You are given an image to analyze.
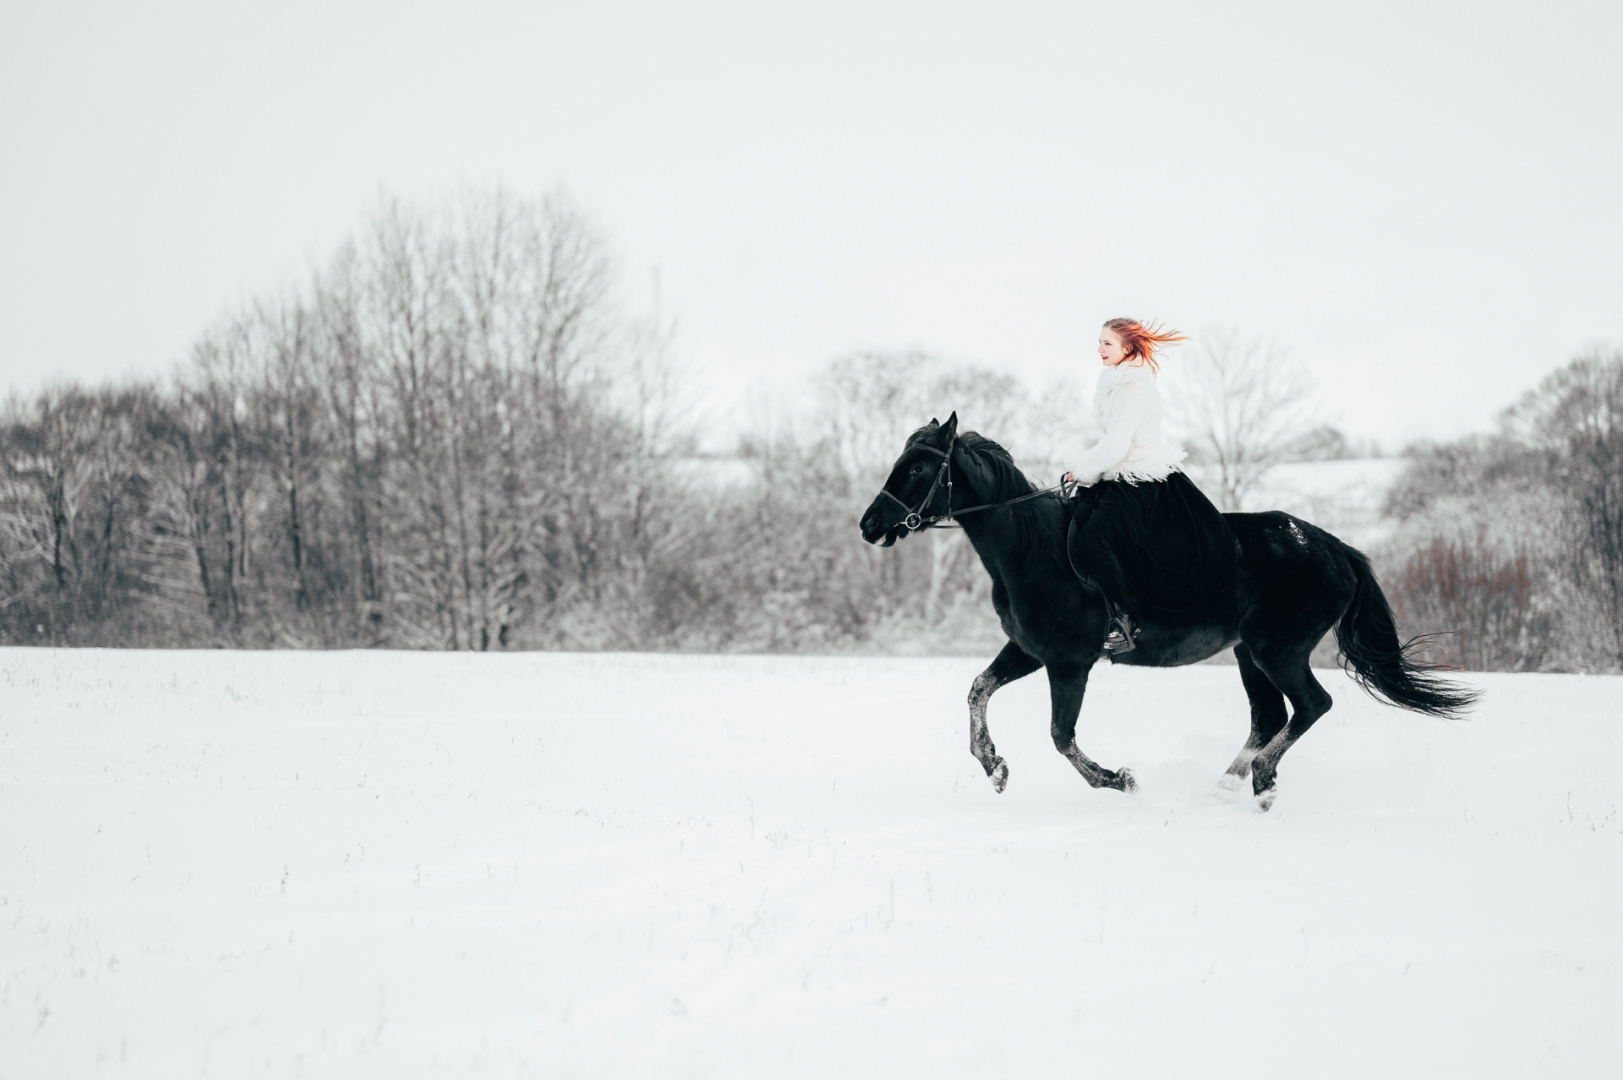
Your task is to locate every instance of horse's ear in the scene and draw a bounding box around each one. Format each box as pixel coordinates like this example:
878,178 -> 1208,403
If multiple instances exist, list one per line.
928,417 -> 939,428
942,412 -> 958,439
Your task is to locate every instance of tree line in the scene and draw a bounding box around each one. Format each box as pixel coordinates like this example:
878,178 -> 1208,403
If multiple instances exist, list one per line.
1380,347 -> 1623,672
0,190 -> 961,653
3,187 -> 1618,671
4,190 -> 666,649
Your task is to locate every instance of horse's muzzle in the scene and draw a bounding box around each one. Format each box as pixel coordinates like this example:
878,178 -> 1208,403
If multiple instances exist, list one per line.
859,498 -> 903,546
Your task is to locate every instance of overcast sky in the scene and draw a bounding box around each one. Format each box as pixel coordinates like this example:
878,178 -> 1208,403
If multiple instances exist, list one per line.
2,1 -> 1619,446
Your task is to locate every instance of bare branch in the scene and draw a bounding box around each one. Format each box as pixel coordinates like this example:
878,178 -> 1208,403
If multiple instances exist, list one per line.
1165,327 -> 1327,511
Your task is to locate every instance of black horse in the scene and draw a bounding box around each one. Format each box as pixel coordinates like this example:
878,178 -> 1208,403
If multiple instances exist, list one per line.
858,413 -> 1475,809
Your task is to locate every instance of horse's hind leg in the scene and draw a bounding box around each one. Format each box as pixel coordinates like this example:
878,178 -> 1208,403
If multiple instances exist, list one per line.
1048,660 -> 1135,792
1222,644 -> 1289,787
969,641 -> 1042,792
1246,650 -> 1334,810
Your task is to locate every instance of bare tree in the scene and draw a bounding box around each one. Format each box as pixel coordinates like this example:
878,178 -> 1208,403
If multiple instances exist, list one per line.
184,317 -> 258,631
150,385 -> 226,627
315,246 -> 386,637
249,295 -> 329,627
1166,328 -> 1329,511
1393,537 -> 1555,671
6,389 -> 93,596
1507,346 -> 1623,665
334,187 -> 633,650
813,352 -> 1029,622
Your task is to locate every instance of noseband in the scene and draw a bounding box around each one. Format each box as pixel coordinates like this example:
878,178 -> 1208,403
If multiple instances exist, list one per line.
877,435 -> 1061,532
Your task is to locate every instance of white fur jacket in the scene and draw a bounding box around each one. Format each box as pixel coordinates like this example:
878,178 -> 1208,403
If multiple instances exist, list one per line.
1070,361 -> 1187,486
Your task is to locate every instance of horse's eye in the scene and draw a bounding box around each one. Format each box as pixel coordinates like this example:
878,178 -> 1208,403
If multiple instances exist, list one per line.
910,462 -> 925,476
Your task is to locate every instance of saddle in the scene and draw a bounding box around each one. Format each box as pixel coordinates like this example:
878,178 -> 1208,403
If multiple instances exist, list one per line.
1062,473 -> 1242,651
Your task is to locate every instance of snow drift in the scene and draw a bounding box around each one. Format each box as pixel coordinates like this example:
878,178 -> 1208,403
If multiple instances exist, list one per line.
2,649 -> 1619,1076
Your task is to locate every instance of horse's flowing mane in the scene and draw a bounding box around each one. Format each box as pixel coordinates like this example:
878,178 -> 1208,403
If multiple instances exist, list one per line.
956,431 -> 1036,500
905,426 -> 1038,504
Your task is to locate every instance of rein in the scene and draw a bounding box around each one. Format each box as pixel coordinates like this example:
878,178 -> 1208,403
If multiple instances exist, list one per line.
877,435 -> 1063,532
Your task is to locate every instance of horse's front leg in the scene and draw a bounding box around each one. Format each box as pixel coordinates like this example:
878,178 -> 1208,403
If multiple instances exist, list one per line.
968,641 -> 1042,792
1048,660 -> 1136,792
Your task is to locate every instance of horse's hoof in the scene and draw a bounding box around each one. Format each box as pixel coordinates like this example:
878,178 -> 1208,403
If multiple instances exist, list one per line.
1255,786 -> 1277,812
1217,773 -> 1244,792
1116,767 -> 1137,792
990,759 -> 1009,793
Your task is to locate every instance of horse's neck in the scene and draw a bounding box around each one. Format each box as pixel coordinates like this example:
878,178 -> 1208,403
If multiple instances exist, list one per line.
954,443 -> 1035,502
952,447 -> 1037,559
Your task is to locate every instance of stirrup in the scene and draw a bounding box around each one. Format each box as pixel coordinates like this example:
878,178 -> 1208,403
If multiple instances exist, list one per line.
1102,610 -> 1138,654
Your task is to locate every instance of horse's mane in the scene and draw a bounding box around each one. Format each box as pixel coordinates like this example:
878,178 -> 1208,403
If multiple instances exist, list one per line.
957,431 -> 1037,500
905,426 -> 1056,551
904,426 -> 1038,499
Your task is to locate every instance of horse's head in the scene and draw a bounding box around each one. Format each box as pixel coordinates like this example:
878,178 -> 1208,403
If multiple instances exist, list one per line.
859,412 -> 958,546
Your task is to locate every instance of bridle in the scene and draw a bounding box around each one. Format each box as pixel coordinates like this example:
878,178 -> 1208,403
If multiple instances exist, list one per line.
877,434 -> 1063,533
877,438 -> 956,532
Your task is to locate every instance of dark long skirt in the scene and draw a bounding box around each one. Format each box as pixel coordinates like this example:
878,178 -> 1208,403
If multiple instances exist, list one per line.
1068,470 -> 1237,624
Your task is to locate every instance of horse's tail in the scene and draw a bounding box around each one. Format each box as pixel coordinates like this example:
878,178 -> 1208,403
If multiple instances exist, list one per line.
1333,541 -> 1479,719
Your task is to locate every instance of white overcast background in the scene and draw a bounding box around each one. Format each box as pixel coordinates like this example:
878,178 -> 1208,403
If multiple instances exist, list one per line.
2,0 -> 1619,447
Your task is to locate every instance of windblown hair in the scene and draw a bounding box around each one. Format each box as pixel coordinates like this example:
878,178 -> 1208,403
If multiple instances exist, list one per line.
1104,318 -> 1188,373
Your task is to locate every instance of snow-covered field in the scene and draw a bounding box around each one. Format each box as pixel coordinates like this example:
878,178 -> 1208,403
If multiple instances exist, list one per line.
3,649 -> 1620,1077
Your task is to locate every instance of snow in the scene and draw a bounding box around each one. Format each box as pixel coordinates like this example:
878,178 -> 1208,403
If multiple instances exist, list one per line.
3,648 -> 1620,1077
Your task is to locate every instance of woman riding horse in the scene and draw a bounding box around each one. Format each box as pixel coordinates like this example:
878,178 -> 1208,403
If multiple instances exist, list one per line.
857,320 -> 1474,809
1063,319 -> 1236,653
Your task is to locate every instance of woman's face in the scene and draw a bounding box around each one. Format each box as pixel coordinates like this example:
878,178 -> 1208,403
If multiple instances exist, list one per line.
1098,327 -> 1128,366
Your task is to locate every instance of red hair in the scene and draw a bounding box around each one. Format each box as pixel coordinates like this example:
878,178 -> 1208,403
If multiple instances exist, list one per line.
1104,318 -> 1188,373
